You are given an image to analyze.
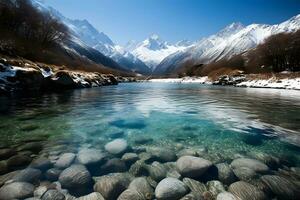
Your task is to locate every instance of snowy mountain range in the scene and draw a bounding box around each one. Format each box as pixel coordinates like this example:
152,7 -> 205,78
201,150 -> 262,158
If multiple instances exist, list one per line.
31,0 -> 300,75
154,14 -> 300,74
125,34 -> 192,70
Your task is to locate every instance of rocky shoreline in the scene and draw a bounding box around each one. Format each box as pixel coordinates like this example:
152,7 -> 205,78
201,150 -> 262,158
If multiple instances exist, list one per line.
148,75 -> 300,90
0,135 -> 299,200
0,58 -> 134,95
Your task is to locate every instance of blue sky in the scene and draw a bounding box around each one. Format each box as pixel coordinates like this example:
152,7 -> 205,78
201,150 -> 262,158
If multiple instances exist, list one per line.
44,0 -> 300,45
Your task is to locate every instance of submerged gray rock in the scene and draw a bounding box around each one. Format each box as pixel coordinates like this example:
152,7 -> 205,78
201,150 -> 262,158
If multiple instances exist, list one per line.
216,192 -> 238,200
176,156 -> 212,178
77,148 -> 106,166
10,168 -> 41,183
105,139 -> 128,155
0,182 -> 35,199
260,175 -> 300,199
228,181 -> 267,200
41,189 -> 65,200
216,163 -> 236,185
93,173 -> 132,200
155,178 -> 189,200
58,164 -> 91,189
147,161 -> 167,182
54,153 -> 76,169
230,158 -> 269,174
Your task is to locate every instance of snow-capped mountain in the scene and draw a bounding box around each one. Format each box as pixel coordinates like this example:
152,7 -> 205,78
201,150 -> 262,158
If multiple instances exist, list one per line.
155,14 -> 300,74
32,0 -> 151,74
126,34 -> 193,70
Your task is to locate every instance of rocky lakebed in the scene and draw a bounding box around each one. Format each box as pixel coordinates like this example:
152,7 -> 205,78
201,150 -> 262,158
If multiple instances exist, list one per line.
0,134 -> 299,200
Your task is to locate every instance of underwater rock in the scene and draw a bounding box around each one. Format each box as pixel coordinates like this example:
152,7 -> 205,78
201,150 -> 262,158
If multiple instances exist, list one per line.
77,148 -> 106,166
177,149 -> 198,157
129,160 -> 148,176
0,161 -> 7,175
216,163 -> 236,185
230,158 -> 269,174
93,173 -> 132,200
247,152 -> 280,170
216,192 -> 238,200
147,148 -> 177,163
45,168 -> 62,181
207,180 -> 225,198
122,153 -> 139,166
10,168 -> 41,183
54,153 -> 76,169
100,158 -> 127,174
147,161 -> 167,182
155,177 -> 189,200
128,177 -> 154,199
17,142 -> 43,153
260,175 -> 300,199
233,167 -> 258,181
134,136 -> 153,144
77,192 -> 105,200
176,156 -> 212,178
106,131 -> 125,139
182,178 -> 207,199
228,181 -> 267,200
117,189 -> 146,200
0,170 -> 20,187
30,157 -> 52,171
105,139 -> 128,155
33,185 -> 48,198
59,164 -> 92,190
0,182 -> 35,199
0,148 -> 16,160
41,189 -> 65,200
138,152 -> 153,162
118,177 -> 154,200
179,192 -> 200,200
7,154 -> 32,169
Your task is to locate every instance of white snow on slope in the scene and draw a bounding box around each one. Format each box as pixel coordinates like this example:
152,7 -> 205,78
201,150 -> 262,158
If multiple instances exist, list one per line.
127,34 -> 193,70
156,14 -> 300,73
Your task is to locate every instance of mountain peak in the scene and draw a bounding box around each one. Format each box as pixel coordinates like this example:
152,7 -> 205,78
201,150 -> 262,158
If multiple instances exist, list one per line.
149,34 -> 160,40
216,22 -> 245,38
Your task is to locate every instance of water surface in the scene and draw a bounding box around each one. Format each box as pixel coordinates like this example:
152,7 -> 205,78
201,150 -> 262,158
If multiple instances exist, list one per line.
1,83 -> 300,165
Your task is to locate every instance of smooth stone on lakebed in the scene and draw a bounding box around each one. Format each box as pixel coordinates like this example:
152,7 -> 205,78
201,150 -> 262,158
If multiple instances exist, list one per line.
121,153 -> 139,165
207,180 -> 225,197
41,189 -> 65,200
147,148 -> 177,162
0,148 -> 16,160
105,139 -> 128,155
77,148 -> 106,166
260,175 -> 300,199
216,163 -> 236,185
147,161 -> 167,182
228,181 -> 267,200
127,177 -> 154,199
0,182 -> 35,199
17,142 -> 43,153
0,161 -> 7,175
155,177 -> 189,200
30,157 -> 52,171
45,168 -> 62,181
216,192 -> 238,200
100,158 -> 127,174
59,164 -> 91,189
7,154 -> 32,169
54,153 -> 76,169
233,167 -> 258,181
176,156 -> 212,178
230,158 -> 269,173
182,178 -> 207,199
77,192 -> 105,200
93,173 -> 132,200
9,168 -> 41,183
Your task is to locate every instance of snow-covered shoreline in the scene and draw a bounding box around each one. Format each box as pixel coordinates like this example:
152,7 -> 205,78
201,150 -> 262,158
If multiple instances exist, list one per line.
148,76 -> 300,90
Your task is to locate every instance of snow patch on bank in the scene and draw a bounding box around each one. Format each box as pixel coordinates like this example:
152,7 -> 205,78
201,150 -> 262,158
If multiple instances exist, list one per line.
237,77 -> 300,90
148,76 -> 210,84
